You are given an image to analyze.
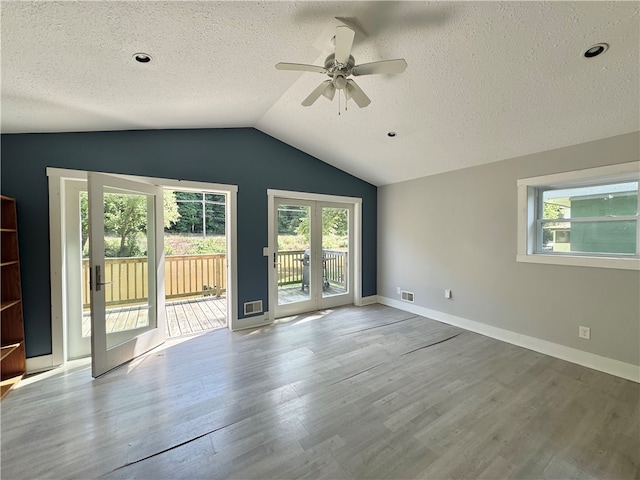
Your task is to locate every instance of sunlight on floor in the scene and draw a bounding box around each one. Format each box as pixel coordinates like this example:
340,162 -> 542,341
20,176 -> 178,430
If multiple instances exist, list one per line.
17,331 -> 213,386
274,309 -> 334,327
16,357 -> 92,389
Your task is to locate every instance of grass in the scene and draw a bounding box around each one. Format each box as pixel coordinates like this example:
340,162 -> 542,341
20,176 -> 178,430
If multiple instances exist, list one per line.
278,234 -> 348,251
89,233 -> 346,258
164,234 -> 226,255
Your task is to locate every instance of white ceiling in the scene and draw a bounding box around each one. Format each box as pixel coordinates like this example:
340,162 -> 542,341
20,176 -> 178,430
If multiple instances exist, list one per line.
2,1 -> 638,186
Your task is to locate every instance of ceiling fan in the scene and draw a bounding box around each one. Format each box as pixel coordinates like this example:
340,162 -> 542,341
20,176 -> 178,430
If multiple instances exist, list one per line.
276,25 -> 407,108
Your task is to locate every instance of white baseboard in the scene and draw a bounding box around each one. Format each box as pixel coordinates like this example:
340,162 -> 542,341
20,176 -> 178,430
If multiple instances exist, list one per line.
26,354 -> 58,374
377,296 -> 640,383
232,312 -> 272,331
358,295 -> 379,306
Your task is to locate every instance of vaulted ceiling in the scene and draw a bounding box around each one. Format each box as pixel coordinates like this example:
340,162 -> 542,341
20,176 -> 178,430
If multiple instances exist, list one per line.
2,1 -> 638,186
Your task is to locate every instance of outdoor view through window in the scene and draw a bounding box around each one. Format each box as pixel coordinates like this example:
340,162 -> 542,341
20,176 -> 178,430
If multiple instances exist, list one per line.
80,190 -> 228,340
539,181 -> 638,255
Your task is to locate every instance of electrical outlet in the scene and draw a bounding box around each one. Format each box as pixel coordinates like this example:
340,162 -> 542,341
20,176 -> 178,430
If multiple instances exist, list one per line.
579,326 -> 591,340
445,289 -> 452,299
397,287 -> 401,295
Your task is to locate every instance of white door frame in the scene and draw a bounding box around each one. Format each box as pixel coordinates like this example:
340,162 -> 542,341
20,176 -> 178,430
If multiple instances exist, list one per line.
267,189 -> 363,321
44,167 -> 238,371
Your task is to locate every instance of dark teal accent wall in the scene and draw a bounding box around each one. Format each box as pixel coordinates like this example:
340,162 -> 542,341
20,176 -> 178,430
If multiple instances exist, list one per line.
1,128 -> 377,358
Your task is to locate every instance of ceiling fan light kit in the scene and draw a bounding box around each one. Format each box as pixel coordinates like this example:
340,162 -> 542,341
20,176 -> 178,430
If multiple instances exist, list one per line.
276,24 -> 407,110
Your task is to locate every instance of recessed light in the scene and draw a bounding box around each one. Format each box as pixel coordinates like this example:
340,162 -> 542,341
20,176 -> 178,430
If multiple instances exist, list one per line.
387,131 -> 396,137
583,43 -> 608,58
133,53 -> 152,63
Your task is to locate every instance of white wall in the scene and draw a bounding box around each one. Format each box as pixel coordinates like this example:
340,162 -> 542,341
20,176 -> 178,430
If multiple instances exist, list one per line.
378,132 -> 640,371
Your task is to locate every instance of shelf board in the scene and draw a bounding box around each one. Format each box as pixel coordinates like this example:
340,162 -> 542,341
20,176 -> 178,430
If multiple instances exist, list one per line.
0,343 -> 21,361
0,300 -> 21,312
0,373 -> 24,387
0,228 -> 17,233
0,374 -> 23,400
0,260 -> 19,267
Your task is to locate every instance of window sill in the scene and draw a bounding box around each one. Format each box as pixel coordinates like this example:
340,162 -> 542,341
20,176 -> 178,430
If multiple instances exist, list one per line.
516,254 -> 640,270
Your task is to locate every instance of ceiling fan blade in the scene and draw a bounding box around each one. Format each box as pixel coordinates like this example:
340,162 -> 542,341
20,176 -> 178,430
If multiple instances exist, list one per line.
322,83 -> 336,101
276,62 -> 327,74
345,79 -> 371,108
352,59 -> 408,76
302,80 -> 333,106
334,26 -> 355,64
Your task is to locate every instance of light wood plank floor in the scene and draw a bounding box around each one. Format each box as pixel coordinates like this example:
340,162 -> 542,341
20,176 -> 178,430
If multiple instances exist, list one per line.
2,304 -> 638,479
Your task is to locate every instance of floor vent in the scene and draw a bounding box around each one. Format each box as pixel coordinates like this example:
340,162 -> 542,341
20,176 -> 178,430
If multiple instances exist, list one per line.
244,300 -> 263,316
401,291 -> 414,303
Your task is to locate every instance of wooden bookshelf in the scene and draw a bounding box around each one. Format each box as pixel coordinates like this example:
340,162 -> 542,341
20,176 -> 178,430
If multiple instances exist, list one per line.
1,195 -> 26,400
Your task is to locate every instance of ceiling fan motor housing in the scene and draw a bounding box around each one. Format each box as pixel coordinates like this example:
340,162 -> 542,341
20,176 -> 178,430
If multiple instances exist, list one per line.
324,53 -> 355,77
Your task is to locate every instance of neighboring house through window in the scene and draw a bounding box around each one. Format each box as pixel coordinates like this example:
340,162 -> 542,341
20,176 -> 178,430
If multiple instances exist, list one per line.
517,162 -> 640,270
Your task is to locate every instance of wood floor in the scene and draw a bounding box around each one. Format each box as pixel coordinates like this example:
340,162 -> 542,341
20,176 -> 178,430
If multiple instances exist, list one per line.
2,304 -> 638,479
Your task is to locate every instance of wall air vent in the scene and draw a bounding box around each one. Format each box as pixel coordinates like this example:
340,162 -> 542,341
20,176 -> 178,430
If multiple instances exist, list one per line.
401,291 -> 414,303
244,300 -> 263,316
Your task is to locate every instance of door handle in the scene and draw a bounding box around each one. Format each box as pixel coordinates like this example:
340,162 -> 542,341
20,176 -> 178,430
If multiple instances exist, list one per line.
95,265 -> 114,291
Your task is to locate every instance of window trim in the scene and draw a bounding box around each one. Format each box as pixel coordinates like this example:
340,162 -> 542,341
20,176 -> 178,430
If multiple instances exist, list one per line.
517,162 -> 640,270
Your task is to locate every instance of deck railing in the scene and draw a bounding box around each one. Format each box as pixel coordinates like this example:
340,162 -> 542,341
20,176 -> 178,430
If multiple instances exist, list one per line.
82,254 -> 226,307
276,249 -> 347,287
82,250 -> 347,307
277,250 -> 305,286
323,250 -> 348,286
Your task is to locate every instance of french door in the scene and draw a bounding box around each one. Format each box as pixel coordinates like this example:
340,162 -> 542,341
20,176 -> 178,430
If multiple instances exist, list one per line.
273,198 -> 354,317
87,173 -> 166,377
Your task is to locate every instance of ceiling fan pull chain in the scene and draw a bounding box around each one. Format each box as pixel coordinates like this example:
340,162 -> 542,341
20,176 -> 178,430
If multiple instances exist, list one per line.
338,89 -> 341,116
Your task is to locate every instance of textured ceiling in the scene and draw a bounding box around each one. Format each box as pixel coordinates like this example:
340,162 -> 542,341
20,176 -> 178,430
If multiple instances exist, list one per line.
2,1 -> 638,186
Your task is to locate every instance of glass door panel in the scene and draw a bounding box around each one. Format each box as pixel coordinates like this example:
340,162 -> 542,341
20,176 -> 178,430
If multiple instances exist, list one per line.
272,197 -> 354,318
88,173 -> 166,377
321,207 -> 349,298
102,188 -> 155,348
276,202 -> 312,308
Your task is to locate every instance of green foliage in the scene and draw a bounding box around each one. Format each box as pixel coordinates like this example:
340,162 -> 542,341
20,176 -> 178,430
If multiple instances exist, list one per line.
277,205 -> 307,235
543,202 -> 566,220
188,237 -> 227,254
164,234 -> 226,255
542,202 -> 567,245
163,190 -> 181,228
166,192 -> 225,235
103,235 -> 145,258
102,193 -> 148,257
277,234 -> 347,251
81,189 -> 181,258
295,207 -> 348,241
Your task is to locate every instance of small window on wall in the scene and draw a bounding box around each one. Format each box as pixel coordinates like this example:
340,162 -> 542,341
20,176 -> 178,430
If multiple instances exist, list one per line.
517,162 -> 640,270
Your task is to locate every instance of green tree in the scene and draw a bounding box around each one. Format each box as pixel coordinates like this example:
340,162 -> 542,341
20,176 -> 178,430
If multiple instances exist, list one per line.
167,192 -> 225,235
278,206 -> 307,235
542,201 -> 567,245
295,208 -> 348,241
81,190 -> 180,257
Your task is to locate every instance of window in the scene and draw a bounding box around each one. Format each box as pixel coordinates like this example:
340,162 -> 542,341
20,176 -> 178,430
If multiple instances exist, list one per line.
517,162 -> 640,270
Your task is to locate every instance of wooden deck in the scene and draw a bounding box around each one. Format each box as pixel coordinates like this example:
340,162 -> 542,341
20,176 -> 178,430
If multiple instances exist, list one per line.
81,284 -> 347,339
82,296 -> 227,339
278,283 -> 346,304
